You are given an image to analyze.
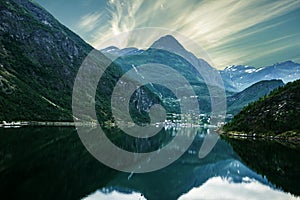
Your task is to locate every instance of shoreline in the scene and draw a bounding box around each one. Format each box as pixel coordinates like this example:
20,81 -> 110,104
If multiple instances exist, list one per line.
2,121 -> 299,144
0,121 -> 97,128
218,129 -> 300,143
0,120 -> 217,129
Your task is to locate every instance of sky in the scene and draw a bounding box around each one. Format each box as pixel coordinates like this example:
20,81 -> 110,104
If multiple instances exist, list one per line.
34,0 -> 300,69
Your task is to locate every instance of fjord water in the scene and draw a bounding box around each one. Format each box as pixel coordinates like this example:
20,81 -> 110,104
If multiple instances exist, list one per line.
0,127 -> 299,200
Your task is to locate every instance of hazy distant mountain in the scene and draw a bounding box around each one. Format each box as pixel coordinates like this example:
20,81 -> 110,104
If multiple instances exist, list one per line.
227,79 -> 284,114
224,79 -> 300,136
220,61 -> 300,92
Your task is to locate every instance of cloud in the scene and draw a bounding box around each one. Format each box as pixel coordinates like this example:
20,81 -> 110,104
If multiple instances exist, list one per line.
108,0 -> 143,34
77,12 -> 103,32
77,0 -> 300,69
211,32 -> 300,67
82,189 -> 146,200
178,177 -> 299,200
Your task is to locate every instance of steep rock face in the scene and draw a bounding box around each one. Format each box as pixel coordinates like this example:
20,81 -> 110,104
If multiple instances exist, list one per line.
0,0 -> 93,120
1,0 -> 91,79
224,79 -> 300,135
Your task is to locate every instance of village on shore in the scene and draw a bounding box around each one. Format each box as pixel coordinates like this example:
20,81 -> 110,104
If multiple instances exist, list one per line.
0,113 -> 233,129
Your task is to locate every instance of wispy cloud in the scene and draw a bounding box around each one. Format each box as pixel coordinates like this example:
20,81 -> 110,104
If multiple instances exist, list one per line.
108,0 -> 143,34
77,12 -> 103,32
76,0 -> 300,69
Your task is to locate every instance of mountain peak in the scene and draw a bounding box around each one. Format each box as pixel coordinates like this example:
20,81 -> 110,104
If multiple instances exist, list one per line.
150,35 -> 185,52
277,60 -> 299,66
153,35 -> 179,43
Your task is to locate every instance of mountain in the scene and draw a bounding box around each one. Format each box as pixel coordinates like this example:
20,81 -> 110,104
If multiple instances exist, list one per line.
0,0 -> 121,124
0,0 -> 212,123
224,137 -> 300,196
102,35 -> 216,77
0,0 -> 218,123
221,61 -> 300,92
227,79 -> 284,115
0,0 -> 95,121
103,35 -> 228,116
108,47 -> 212,114
223,79 -> 300,137
150,35 -> 198,63
102,42 -> 300,94
1,0 -> 298,123
101,35 -> 196,59
101,36 -> 293,116
101,46 -> 143,57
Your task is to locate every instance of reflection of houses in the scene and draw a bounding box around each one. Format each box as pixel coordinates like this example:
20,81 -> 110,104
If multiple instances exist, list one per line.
165,113 -> 212,126
1,121 -> 27,128
164,112 -> 230,127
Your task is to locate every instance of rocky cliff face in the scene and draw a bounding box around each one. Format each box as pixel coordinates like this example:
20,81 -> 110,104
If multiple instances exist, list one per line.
0,0 -> 95,120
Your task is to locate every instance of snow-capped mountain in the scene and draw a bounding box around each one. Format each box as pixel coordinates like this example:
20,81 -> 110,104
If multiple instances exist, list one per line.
100,36 -> 300,93
220,61 -> 300,92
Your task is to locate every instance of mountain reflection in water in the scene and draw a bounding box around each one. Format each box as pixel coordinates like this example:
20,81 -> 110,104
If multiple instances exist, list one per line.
82,128 -> 300,200
0,127 -> 299,200
85,177 -> 297,200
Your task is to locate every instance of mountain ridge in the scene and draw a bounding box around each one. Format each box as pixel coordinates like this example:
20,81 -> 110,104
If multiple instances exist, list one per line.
227,79 -> 284,115
220,61 -> 300,92
0,0 -> 93,120
1,0 -> 299,122
101,38 -> 300,93
223,79 -> 300,136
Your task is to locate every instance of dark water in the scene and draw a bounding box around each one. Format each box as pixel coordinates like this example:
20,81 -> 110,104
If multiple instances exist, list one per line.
0,127 -> 299,200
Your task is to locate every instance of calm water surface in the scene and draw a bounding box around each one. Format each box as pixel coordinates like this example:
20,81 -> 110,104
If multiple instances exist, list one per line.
0,127 -> 299,200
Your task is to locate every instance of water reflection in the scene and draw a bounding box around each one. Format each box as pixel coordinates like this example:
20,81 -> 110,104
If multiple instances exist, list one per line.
83,189 -> 146,200
83,128 -> 300,200
179,177 -> 298,200
0,127 -> 299,200
85,177 -> 298,200
224,137 -> 300,196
